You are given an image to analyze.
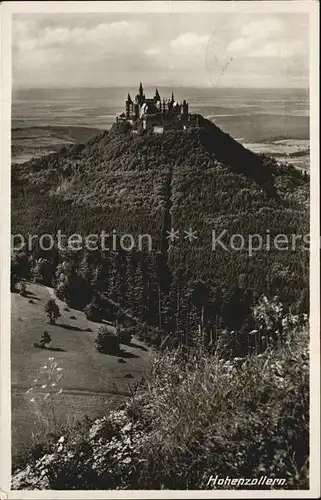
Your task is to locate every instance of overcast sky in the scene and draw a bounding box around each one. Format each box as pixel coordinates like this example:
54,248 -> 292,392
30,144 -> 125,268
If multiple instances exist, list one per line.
12,13 -> 309,88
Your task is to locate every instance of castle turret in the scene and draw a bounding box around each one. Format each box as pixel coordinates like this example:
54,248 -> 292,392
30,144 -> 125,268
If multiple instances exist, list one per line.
136,82 -> 145,105
154,88 -> 160,102
126,93 -> 133,118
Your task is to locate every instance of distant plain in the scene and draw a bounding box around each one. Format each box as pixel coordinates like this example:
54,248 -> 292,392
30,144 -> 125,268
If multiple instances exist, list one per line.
11,86 -> 309,169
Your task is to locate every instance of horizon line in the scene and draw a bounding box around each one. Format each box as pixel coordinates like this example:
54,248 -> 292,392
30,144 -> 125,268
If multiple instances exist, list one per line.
13,85 -> 309,91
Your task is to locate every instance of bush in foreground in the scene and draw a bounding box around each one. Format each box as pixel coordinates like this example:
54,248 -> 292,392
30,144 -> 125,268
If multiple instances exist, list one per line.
12,326 -> 308,490
44,299 -> 60,325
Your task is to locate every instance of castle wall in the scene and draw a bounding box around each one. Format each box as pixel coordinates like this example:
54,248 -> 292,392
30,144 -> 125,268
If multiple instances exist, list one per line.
120,84 -> 197,133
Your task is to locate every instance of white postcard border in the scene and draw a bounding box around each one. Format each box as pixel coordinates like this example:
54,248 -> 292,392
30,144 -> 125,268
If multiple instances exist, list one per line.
1,1 -> 319,498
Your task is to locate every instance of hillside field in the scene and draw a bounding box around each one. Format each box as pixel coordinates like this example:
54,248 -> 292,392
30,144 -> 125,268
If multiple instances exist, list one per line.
11,283 -> 152,463
11,126 -> 101,164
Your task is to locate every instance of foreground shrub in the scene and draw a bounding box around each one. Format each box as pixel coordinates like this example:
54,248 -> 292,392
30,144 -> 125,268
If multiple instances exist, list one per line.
94,325 -> 120,354
12,327 -> 309,490
133,333 -> 309,489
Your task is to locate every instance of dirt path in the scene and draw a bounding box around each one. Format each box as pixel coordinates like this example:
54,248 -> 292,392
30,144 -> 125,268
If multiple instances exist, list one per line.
12,384 -> 131,398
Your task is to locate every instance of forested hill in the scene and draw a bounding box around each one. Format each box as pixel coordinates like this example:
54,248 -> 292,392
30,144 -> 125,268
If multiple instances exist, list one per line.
12,115 -> 309,311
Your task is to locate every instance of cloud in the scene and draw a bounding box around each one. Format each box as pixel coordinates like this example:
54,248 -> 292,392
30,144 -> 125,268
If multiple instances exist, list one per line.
12,13 -> 309,88
13,19 -> 149,52
227,37 -> 253,54
250,40 -> 307,58
143,32 -> 211,82
226,16 -> 307,59
241,18 -> 283,39
144,47 -> 161,56
227,18 -> 283,55
12,17 -> 153,87
169,32 -> 210,52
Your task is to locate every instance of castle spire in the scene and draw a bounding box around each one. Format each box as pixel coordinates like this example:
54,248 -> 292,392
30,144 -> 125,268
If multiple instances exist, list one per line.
127,92 -> 132,103
155,88 -> 160,101
171,91 -> 175,103
139,82 -> 144,97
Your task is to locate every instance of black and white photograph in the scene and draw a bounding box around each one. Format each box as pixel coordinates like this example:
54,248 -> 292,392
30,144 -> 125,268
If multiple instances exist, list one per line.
0,0 -> 319,496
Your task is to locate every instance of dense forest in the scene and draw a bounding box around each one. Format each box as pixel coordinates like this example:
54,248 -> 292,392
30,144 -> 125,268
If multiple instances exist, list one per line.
11,115 -> 309,348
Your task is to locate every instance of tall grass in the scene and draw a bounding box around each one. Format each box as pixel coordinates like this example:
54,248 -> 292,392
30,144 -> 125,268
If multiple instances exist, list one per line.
132,329 -> 309,488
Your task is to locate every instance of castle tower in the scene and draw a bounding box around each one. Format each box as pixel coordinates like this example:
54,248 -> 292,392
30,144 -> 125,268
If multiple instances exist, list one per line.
126,93 -> 133,118
182,99 -> 189,117
154,88 -> 161,102
136,82 -> 145,106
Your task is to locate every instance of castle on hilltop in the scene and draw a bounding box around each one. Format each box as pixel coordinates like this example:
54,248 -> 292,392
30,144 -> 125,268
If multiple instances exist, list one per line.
116,82 -> 199,134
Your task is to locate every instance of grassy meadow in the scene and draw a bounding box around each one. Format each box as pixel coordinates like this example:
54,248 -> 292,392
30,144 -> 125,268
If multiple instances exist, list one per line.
11,282 -> 152,466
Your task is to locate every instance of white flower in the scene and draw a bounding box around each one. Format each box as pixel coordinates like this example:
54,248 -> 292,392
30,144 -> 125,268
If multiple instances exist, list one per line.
51,383 -> 56,387
25,388 -> 33,394
58,436 -> 65,443
33,379 -> 38,383
57,388 -> 63,394
48,357 -> 55,361
30,398 -> 35,402
41,384 -> 47,389
57,368 -> 63,372
43,393 -> 50,400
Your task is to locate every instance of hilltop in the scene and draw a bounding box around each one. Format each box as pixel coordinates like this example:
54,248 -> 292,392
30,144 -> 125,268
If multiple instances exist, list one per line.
12,115 -> 308,305
12,115 -> 308,226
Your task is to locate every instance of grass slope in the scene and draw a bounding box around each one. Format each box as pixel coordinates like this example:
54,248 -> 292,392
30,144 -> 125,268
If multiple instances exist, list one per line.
12,327 -> 309,489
